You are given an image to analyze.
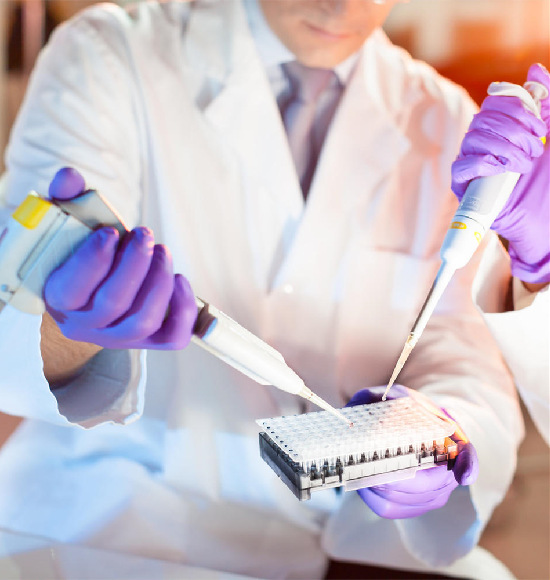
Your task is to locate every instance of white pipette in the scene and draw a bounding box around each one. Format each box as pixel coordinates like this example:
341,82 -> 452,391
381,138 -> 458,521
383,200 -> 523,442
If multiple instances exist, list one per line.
0,195 -> 352,427
382,78 -> 547,401
193,298 -> 353,426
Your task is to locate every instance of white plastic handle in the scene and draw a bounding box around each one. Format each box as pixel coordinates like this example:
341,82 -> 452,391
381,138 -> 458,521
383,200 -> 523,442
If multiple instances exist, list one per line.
487,80 -> 546,119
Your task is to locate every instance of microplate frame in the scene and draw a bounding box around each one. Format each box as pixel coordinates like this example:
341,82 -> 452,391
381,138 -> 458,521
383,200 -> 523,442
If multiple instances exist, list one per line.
257,396 -> 458,501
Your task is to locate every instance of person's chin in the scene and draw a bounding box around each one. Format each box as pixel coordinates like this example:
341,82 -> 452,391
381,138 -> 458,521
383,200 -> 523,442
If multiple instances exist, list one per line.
295,48 -> 350,69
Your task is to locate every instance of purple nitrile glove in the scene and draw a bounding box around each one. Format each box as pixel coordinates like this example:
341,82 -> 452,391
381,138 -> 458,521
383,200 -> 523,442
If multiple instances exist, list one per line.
347,385 -> 478,519
44,167 -> 198,349
451,63 -> 550,285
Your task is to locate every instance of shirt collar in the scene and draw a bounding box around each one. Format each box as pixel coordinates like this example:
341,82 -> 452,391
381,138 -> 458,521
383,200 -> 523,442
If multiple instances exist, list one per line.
245,0 -> 359,86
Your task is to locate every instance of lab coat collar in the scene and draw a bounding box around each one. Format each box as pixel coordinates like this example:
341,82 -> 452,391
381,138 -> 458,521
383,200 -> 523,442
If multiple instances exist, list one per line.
182,0 -> 263,87
244,0 -> 295,69
307,30 -> 412,217
182,1 -> 411,203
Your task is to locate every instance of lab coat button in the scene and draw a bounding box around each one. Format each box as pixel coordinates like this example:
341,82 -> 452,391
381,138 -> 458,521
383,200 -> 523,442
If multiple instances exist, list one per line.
282,284 -> 294,294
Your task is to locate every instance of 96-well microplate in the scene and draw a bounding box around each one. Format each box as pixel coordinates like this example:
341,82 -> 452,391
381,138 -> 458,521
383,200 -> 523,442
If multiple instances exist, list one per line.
257,396 -> 458,500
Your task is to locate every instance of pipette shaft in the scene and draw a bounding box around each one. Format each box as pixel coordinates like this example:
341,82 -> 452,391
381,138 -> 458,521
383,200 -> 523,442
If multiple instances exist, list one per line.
193,299 -> 352,427
382,262 -> 455,400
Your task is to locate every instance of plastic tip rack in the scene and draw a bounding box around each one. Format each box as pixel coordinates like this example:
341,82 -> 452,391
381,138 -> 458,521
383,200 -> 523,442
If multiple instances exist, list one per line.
256,396 -> 457,501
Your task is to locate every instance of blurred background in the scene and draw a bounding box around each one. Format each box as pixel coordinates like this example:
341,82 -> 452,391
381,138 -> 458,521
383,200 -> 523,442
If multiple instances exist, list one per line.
0,1 -> 548,578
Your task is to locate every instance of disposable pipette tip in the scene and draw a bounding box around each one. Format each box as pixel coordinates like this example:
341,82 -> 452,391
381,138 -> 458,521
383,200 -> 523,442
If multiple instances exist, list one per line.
300,388 -> 353,427
382,334 -> 415,401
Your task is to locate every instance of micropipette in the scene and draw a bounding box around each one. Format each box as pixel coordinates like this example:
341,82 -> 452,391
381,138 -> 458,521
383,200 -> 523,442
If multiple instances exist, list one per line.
193,298 -> 352,426
382,78 -> 548,401
0,191 -> 351,426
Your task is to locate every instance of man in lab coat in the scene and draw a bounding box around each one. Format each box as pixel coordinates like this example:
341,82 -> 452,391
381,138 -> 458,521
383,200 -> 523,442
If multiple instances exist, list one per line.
0,1 -> 548,578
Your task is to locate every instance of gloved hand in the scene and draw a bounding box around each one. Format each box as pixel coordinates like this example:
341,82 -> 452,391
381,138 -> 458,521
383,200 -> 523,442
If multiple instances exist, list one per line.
347,385 -> 478,519
44,167 -> 198,349
451,63 -> 550,285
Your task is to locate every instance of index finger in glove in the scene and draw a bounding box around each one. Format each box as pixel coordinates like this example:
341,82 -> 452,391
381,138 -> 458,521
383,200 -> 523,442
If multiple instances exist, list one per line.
346,385 -> 409,407
358,485 -> 454,519
78,227 -> 156,328
467,108 -> 545,157
440,410 -> 479,487
480,95 -> 547,137
97,244 -> 175,343
451,154 -> 509,196
366,474 -> 458,506
458,130 -> 535,174
44,227 -> 119,312
371,463 -> 456,496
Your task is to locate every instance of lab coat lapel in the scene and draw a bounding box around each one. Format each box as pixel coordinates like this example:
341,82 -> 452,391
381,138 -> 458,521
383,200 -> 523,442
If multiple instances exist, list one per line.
182,0 -> 301,214
312,35 -> 411,224
203,73 -> 303,216
181,0 -> 304,290
272,36 -> 411,289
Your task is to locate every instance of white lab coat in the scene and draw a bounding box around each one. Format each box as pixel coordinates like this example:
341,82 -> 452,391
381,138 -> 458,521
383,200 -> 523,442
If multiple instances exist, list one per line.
0,1 -> 543,578
473,251 -> 550,445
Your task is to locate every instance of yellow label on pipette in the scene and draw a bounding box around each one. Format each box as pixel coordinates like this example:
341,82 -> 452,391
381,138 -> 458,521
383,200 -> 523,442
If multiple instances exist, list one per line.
450,221 -> 467,230
12,196 -> 52,229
